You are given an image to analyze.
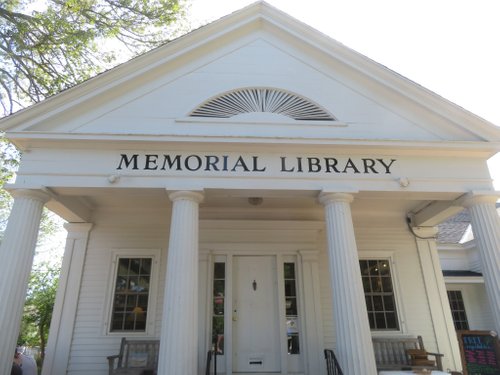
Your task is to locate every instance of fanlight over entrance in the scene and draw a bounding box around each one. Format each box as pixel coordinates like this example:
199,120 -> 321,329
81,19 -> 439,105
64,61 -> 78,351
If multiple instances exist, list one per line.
190,88 -> 335,121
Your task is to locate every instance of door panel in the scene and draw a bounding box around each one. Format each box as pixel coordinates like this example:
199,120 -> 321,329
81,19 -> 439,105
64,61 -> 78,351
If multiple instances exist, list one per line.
232,256 -> 280,373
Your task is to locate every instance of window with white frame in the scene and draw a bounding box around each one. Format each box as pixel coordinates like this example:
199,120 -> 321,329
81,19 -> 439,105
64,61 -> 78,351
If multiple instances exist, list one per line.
110,257 -> 152,332
284,262 -> 300,354
212,262 -> 225,354
360,259 -> 399,330
447,290 -> 469,331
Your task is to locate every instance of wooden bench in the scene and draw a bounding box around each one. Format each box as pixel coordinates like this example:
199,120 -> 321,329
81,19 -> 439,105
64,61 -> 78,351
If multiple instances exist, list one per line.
372,335 -> 444,372
107,338 -> 160,375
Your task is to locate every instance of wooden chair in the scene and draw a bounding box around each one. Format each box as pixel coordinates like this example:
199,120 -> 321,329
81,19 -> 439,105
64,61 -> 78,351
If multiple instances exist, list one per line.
107,338 -> 160,375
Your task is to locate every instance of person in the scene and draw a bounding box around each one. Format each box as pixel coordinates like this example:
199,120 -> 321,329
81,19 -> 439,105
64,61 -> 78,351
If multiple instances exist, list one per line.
11,363 -> 22,375
14,348 -> 37,375
12,349 -> 22,375
18,350 -> 38,375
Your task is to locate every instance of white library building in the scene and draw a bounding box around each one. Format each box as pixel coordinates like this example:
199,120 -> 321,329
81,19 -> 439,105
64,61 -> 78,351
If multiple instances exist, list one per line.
1,3 -> 500,375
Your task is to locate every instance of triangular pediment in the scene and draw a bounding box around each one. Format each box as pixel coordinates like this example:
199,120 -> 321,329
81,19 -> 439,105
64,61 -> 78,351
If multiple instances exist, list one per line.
1,1 -> 499,149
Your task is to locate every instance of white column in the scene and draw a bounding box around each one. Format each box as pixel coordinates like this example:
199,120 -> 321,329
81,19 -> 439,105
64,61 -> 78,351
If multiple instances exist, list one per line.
319,192 -> 377,375
42,223 -> 93,375
0,189 -> 50,375
462,193 -> 500,335
158,190 -> 204,375
413,226 -> 462,371
299,250 -> 324,375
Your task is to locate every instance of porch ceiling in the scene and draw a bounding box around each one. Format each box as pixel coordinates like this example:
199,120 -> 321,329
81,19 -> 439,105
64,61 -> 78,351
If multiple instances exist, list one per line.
46,186 -> 462,224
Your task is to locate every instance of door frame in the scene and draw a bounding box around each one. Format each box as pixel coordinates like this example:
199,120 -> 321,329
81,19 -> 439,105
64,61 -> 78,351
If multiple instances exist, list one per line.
203,247 -> 311,375
232,255 -> 281,373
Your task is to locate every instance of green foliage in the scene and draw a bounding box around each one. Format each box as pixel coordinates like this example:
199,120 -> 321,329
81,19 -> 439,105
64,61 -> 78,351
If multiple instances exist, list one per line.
0,135 -> 19,237
0,0 -> 186,115
0,0 -> 186,233
19,261 -> 61,358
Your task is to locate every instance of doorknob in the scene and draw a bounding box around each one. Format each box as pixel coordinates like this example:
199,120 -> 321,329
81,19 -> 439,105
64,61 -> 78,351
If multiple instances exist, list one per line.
232,309 -> 238,321
252,280 -> 257,291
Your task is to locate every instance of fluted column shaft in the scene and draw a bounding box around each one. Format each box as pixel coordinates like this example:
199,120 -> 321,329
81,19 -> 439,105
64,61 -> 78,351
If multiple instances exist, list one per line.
319,192 -> 377,375
463,194 -> 500,334
0,189 -> 50,375
158,190 -> 203,375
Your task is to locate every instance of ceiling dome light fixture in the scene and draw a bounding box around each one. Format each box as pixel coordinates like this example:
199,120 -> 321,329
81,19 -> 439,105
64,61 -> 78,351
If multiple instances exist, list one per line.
248,197 -> 264,206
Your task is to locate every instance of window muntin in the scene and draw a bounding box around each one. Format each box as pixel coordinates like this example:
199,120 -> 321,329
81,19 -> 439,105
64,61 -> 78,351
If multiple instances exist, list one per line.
284,262 -> 300,354
212,262 -> 225,354
111,257 -> 152,332
447,290 -> 469,331
360,259 -> 399,330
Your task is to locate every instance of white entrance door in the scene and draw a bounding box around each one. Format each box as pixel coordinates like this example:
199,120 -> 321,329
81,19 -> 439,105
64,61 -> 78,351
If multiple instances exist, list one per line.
232,256 -> 281,373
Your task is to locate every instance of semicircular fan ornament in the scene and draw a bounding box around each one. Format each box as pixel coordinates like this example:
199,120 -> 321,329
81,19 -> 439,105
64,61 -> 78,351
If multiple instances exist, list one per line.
190,88 -> 335,121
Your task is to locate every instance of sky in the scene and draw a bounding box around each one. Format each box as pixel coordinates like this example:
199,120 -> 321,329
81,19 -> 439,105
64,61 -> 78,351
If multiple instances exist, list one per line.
186,0 -> 500,189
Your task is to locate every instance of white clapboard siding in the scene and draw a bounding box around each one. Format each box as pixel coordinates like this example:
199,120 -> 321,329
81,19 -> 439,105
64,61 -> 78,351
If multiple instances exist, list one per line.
67,204 -> 171,374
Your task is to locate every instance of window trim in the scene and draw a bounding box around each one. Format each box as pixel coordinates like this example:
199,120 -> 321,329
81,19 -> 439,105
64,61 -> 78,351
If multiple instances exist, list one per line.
103,249 -> 161,336
358,251 -> 405,334
447,288 -> 470,331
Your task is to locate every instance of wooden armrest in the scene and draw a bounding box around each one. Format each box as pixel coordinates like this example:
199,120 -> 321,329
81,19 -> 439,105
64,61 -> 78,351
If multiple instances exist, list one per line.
107,355 -> 121,375
426,352 -> 444,357
426,352 -> 444,371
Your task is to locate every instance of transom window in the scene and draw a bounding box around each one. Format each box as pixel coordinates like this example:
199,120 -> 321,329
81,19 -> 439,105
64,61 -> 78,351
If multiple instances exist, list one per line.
360,259 -> 399,330
110,257 -> 152,332
447,290 -> 469,331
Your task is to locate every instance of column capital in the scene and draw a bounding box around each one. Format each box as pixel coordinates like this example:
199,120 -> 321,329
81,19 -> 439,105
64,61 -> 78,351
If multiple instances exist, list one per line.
64,223 -> 93,238
10,188 -> 51,203
318,192 -> 354,206
168,190 -> 204,204
461,191 -> 500,208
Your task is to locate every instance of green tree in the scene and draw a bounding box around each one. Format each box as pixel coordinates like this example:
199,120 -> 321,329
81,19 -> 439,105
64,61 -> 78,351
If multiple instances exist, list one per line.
0,0 -> 187,233
1,0 -> 186,365
0,133 -> 18,235
19,262 -> 61,359
0,0 -> 186,115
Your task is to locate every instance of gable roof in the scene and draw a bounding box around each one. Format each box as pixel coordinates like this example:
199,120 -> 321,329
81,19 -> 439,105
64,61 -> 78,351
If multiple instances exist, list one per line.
1,1 -> 499,145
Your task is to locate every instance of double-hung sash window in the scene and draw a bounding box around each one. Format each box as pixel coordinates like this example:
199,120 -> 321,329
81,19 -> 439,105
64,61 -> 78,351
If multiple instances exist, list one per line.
360,259 -> 399,330
447,290 -> 469,331
110,257 -> 152,332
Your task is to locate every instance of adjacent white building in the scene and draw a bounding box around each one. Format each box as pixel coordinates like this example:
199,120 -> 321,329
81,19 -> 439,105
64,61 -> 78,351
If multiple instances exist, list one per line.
0,2 -> 499,374
439,207 -> 500,333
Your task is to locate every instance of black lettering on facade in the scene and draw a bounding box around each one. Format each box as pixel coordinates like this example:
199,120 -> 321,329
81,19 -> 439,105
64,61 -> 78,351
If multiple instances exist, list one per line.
185,155 -> 203,171
222,155 -> 229,171
117,154 -> 139,170
377,159 -> 396,174
280,157 -> 294,172
324,158 -> 340,173
362,158 -> 378,174
252,156 -> 266,172
297,157 -> 303,172
308,157 -> 321,173
231,156 -> 250,172
144,154 -> 158,170
205,155 -> 220,171
161,155 -> 182,171
342,158 -> 360,173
